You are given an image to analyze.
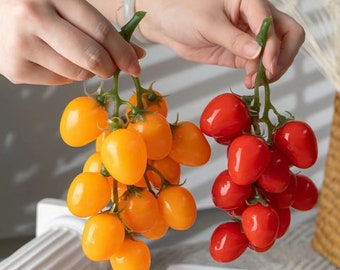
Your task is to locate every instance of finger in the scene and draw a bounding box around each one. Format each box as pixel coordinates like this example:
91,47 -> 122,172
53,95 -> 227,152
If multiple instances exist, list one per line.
28,37 -> 96,81
270,6 -> 305,77
54,0 -> 143,76
240,0 -> 281,77
10,61 -> 75,85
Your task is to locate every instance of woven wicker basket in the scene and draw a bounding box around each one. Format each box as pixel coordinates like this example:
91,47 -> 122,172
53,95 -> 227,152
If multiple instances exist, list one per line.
312,91 -> 340,267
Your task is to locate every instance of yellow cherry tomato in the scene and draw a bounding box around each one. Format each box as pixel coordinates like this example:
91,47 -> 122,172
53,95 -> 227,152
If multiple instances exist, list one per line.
59,96 -> 108,147
66,172 -> 111,217
110,237 -> 151,270
101,128 -> 147,185
82,212 -> 125,261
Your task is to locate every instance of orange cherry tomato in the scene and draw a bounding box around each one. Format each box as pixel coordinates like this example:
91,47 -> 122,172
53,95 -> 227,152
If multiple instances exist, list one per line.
59,96 -> 108,147
110,237 -> 151,270
100,128 -> 147,185
169,121 -> 211,166
158,186 -> 197,230
126,90 -> 168,117
146,156 -> 181,189
127,112 -> 172,160
82,212 -> 125,261
119,189 -> 159,233
66,172 -> 111,217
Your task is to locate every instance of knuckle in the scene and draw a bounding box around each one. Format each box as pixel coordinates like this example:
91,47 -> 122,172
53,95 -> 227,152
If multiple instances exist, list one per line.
84,45 -> 104,71
74,68 -> 94,81
94,21 -> 113,43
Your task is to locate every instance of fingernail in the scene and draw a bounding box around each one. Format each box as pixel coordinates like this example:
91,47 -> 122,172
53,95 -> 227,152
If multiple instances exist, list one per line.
270,56 -> 278,75
244,42 -> 261,59
128,61 -> 141,77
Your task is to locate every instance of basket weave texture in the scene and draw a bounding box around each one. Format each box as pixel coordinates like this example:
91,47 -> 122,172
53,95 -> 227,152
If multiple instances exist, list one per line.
312,91 -> 340,267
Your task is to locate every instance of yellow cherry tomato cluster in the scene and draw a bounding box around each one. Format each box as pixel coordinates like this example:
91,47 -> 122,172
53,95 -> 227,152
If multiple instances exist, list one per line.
59,70 -> 211,269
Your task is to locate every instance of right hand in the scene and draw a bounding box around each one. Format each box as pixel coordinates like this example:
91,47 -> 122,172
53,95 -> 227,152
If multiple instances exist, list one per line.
0,0 -> 145,85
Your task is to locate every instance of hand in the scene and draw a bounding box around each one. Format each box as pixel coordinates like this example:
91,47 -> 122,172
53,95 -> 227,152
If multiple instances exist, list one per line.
0,0 -> 145,85
136,0 -> 305,88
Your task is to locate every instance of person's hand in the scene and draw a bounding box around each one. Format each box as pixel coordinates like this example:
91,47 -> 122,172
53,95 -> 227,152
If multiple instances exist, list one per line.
136,0 -> 305,88
0,0 -> 145,85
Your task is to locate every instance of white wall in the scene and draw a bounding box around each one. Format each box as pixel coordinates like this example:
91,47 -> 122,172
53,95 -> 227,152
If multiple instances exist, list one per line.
0,1 -> 335,240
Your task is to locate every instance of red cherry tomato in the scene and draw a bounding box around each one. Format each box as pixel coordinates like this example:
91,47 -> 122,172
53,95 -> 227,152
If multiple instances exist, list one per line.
274,207 -> 291,238
263,171 -> 297,208
200,93 -> 249,138
228,135 -> 270,185
209,221 -> 249,263
211,170 -> 252,210
291,174 -> 318,211
257,150 -> 290,193
241,203 -> 279,248
273,121 -> 318,168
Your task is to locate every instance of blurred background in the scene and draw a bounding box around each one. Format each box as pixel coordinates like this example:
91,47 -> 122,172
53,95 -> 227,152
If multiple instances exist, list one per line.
0,0 -> 335,260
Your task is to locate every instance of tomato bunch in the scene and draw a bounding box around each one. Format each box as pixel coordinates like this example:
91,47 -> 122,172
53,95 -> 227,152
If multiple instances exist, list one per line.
59,12 -> 210,270
201,17 -> 319,263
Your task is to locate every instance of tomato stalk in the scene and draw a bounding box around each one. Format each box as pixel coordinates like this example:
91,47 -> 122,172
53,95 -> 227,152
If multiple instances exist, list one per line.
252,17 -> 292,144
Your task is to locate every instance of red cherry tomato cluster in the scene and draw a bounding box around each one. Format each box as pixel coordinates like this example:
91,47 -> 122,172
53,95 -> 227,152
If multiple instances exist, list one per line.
200,18 -> 319,263
201,93 -> 318,263
59,14 -> 211,270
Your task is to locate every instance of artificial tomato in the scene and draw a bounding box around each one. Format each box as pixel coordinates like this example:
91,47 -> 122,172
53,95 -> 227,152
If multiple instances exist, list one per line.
200,93 -> 250,138
157,186 -> 197,230
126,89 -> 168,117
127,112 -> 172,160
100,128 -> 147,185
169,121 -> 211,166
228,134 -> 270,185
257,150 -> 290,193
82,212 -> 125,261
110,237 -> 151,270
273,120 -> 318,168
241,203 -> 279,248
119,188 -> 159,233
211,170 -> 252,210
209,221 -> 249,263
66,172 -> 111,217
59,96 -> 108,147
146,156 -> 181,189
291,174 -> 318,211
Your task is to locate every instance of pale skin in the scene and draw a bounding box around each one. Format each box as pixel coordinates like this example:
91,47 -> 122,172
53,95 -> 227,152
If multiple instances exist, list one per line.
0,0 -> 304,86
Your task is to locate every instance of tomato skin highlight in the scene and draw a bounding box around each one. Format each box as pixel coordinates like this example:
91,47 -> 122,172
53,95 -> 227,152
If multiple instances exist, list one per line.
241,204 -> 279,248
200,93 -> 249,138
273,120 -> 318,168
228,135 -> 271,185
211,170 -> 252,210
59,96 -> 108,147
209,221 -> 249,263
82,212 -> 125,262
100,128 -> 147,185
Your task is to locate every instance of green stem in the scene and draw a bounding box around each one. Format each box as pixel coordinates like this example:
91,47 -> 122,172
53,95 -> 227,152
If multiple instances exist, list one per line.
120,11 -> 146,42
132,76 -> 146,110
112,179 -> 119,213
